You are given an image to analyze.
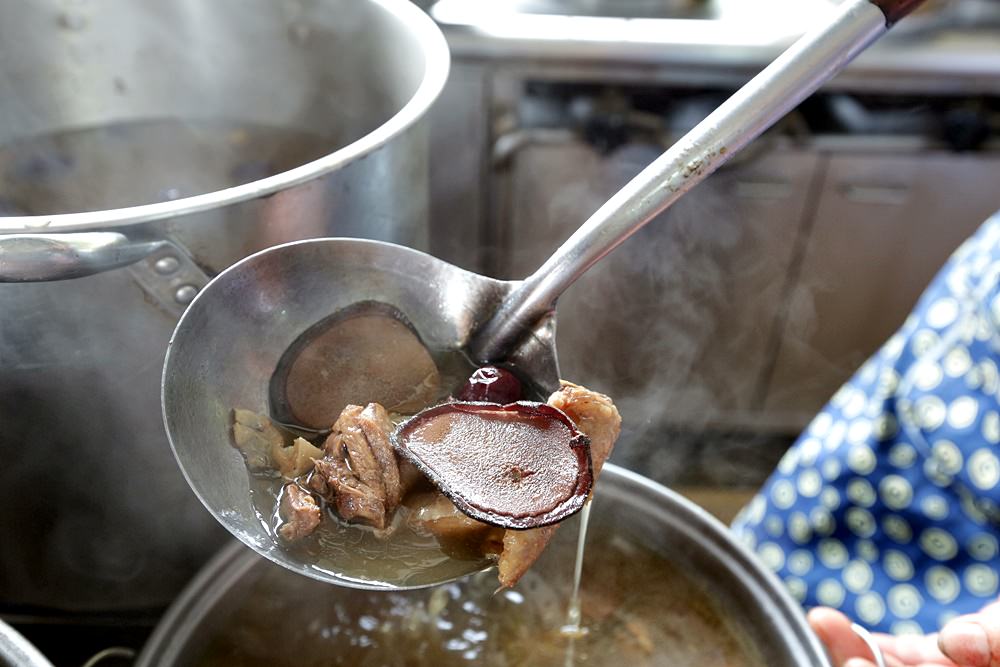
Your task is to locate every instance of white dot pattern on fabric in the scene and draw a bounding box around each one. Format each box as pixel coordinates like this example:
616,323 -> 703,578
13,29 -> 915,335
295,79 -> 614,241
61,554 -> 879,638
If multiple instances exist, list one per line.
914,362 -> 944,391
843,560 -> 874,594
847,478 -> 877,508
884,550 -> 914,582
847,420 -> 874,446
787,550 -> 814,577
810,412 -> 833,437
817,579 -> 846,607
967,533 -> 999,561
925,566 -> 961,604
771,479 -> 796,510
944,346 -> 973,378
860,361 -> 878,385
739,531 -> 757,551
887,584 -> 923,619
924,456 -> 954,488
797,469 -> 823,498
745,496 -> 766,525
788,512 -> 812,545
810,507 -> 835,536
927,298 -> 960,328
733,217 -> 1000,636
888,443 -> 917,469
757,542 -> 785,571
915,396 -> 947,430
856,539 -> 879,563
877,368 -> 899,397
892,620 -> 924,636
879,475 -> 914,511
920,495 -> 950,521
847,445 -> 878,475
799,438 -> 823,467
826,420 -> 847,452
777,449 -> 800,475
818,538 -> 849,569
912,330 -> 941,356
785,577 -> 807,603
984,411 -> 1000,444
991,293 -> 1000,325
843,390 -> 867,419
966,365 -> 984,390
822,458 -> 842,481
964,564 -> 999,597
979,361 -> 999,393
932,440 -> 964,476
866,397 -> 886,419
947,396 -> 979,430
968,448 -> 1000,490
884,333 -> 906,360
920,528 -> 959,561
883,515 -> 913,544
856,592 -> 886,625
846,507 -> 876,539
820,487 -> 841,511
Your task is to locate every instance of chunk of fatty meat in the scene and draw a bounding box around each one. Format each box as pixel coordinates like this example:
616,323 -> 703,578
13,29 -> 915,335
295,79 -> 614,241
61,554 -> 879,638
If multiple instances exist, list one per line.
231,408 -> 287,471
278,484 -> 321,541
497,382 -> 621,587
308,403 -> 403,531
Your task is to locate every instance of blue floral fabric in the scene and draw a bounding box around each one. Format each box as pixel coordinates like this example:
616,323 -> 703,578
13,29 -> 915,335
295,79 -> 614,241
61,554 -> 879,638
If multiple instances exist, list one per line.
732,214 -> 1000,635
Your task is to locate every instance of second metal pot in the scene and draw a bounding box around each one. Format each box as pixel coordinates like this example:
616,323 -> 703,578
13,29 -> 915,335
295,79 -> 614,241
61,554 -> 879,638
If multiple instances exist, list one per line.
135,465 -> 830,667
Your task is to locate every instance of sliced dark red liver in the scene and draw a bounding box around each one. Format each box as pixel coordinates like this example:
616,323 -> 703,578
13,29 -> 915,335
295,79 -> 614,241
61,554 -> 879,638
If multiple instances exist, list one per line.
392,402 -> 593,529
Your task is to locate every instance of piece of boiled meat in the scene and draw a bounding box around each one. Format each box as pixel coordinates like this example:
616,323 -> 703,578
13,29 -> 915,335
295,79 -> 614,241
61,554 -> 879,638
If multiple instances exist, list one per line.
309,403 -> 409,530
497,381 -> 620,587
278,483 -> 321,541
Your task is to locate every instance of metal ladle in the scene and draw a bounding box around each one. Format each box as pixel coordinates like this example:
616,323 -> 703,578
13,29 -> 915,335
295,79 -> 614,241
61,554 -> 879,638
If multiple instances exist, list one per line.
162,0 -> 923,590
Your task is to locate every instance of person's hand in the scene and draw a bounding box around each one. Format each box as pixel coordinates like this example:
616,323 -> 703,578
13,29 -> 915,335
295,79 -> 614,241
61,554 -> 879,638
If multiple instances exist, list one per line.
809,604 -> 1000,667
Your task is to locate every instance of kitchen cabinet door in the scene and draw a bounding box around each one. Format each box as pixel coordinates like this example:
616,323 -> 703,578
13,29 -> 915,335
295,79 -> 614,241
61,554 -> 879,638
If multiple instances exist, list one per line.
763,152 -> 1000,427
496,139 -> 819,437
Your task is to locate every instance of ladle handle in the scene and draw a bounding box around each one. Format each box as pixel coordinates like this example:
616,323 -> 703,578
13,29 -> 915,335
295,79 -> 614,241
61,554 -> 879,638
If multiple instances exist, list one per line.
470,0 -> 921,363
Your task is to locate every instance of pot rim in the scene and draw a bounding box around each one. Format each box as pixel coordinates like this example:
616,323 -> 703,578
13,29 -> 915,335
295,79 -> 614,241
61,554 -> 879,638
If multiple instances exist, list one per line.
0,0 -> 450,234
135,463 -> 831,667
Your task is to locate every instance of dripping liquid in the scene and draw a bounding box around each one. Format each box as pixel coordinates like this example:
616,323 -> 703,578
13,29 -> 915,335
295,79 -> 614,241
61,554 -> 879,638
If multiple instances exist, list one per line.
561,498 -> 593,666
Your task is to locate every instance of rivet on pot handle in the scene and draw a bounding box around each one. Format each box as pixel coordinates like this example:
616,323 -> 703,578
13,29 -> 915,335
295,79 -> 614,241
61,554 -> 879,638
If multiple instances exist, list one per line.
0,232 -> 166,282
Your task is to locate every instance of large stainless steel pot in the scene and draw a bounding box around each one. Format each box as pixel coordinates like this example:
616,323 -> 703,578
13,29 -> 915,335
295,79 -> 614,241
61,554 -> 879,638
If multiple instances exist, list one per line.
0,0 -> 448,612
135,465 -> 831,666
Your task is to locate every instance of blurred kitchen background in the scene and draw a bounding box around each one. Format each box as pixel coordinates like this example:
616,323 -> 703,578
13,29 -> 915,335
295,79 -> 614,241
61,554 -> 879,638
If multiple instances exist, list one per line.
419,0 -> 1000,520
4,0 -> 1000,662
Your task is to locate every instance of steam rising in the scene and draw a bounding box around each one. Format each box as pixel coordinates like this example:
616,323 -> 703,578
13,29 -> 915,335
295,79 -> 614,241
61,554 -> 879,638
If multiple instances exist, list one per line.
501,139 -> 808,486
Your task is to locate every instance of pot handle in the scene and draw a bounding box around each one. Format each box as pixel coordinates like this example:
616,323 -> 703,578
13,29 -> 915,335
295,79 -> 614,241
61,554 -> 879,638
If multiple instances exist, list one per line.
0,232 -> 166,282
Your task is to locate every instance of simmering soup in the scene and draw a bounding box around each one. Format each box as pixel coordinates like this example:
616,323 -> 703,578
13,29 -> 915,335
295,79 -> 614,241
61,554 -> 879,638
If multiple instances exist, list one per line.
188,500 -> 765,667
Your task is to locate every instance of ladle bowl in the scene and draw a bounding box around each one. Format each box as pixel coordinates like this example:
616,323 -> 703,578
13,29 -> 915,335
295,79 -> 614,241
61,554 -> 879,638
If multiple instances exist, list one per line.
162,238 -> 555,589
163,0 -> 924,589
